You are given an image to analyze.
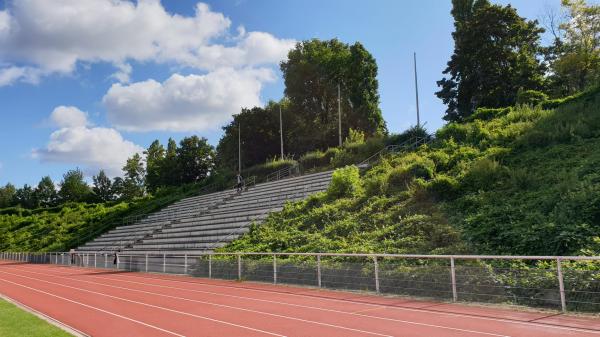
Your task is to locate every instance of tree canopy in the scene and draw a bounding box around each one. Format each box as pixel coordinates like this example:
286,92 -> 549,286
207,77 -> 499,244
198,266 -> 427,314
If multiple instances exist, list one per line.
436,0 -> 546,121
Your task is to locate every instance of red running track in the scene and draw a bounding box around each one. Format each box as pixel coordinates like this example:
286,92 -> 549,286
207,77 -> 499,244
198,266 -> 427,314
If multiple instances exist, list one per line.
1,260 -> 599,337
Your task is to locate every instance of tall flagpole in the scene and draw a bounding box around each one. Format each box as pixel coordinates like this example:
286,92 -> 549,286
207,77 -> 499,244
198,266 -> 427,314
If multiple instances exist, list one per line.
413,52 -> 421,127
338,83 -> 342,147
279,104 -> 284,160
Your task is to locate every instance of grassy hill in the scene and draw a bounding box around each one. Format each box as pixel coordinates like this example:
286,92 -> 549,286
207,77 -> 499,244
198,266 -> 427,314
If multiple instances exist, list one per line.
223,87 -> 600,256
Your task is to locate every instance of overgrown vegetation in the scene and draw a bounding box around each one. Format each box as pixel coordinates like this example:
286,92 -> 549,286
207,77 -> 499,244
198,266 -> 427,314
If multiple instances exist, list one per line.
223,87 -> 600,256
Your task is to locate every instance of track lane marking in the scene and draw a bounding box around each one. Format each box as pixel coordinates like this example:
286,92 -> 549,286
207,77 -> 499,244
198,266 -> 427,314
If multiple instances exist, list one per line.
0,269 -> 285,337
0,277 -> 185,337
78,266 -> 600,335
10,264 -> 509,337
4,266 -> 396,337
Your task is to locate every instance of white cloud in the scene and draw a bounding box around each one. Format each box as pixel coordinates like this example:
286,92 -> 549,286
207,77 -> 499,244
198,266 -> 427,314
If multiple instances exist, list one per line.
0,1 -> 294,85
50,106 -> 89,128
33,107 -> 143,176
103,68 -> 275,132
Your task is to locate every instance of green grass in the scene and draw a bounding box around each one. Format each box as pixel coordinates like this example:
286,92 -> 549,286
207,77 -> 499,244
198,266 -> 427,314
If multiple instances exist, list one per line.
0,298 -> 72,337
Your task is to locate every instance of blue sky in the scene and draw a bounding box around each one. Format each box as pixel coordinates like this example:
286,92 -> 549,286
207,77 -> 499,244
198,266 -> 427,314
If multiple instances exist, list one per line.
0,0 -> 563,186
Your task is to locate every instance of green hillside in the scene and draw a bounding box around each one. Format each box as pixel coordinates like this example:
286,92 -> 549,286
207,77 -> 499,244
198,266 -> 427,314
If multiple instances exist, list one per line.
223,87 -> 600,256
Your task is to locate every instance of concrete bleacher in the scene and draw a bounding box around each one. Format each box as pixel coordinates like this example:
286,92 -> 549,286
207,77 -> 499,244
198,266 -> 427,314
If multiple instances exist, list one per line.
77,170 -> 332,253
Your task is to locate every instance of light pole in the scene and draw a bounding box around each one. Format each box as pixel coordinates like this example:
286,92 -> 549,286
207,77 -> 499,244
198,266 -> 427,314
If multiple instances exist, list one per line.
238,119 -> 241,173
413,52 -> 421,128
338,83 -> 342,147
279,104 -> 284,161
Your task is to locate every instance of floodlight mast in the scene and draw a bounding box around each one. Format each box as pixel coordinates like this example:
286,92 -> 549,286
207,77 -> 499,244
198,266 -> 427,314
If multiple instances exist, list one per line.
279,104 -> 284,160
238,120 -> 241,173
414,52 -> 421,127
338,83 -> 342,147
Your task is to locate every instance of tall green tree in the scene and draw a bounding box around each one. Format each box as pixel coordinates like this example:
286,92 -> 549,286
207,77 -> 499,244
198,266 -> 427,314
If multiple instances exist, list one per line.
177,136 -> 215,184
0,183 -> 16,208
160,138 -> 180,187
92,170 -> 114,202
436,0 -> 546,121
59,169 -> 91,202
144,140 -> 166,193
546,0 -> 600,96
14,184 -> 35,208
122,153 -> 145,200
34,176 -> 57,207
281,39 -> 386,152
217,101 -> 294,170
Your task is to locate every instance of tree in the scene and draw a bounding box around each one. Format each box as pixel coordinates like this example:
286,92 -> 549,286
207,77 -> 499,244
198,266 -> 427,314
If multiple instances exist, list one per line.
436,0 -> 546,121
281,39 -> 386,152
121,153 -> 145,200
0,183 -> 16,208
92,170 -> 113,202
34,176 -> 57,207
177,136 -> 215,184
160,138 -> 180,187
217,101 -> 292,170
59,169 -> 91,202
144,140 -> 165,193
546,0 -> 600,96
111,177 -> 125,200
15,184 -> 36,208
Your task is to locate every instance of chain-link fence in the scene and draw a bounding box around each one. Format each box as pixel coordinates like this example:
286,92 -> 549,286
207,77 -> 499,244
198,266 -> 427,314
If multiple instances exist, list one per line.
2,251 -> 599,313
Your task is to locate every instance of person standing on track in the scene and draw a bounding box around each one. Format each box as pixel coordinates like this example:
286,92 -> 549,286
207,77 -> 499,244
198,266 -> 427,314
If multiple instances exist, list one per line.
69,248 -> 75,265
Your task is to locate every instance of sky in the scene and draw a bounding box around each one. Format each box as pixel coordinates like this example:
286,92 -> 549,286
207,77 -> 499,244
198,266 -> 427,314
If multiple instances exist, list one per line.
0,0 -> 565,187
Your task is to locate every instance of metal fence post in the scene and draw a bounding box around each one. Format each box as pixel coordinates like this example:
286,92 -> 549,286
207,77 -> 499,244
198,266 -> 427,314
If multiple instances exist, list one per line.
557,257 -> 567,312
104,254 -> 107,269
373,256 -> 380,293
209,254 -> 212,278
450,257 -> 458,302
129,254 -> 132,271
317,255 -> 322,288
117,253 -> 120,269
145,254 -> 148,273
163,254 -> 166,273
237,254 -> 242,280
273,254 -> 277,284
94,253 -> 97,268
184,254 -> 188,275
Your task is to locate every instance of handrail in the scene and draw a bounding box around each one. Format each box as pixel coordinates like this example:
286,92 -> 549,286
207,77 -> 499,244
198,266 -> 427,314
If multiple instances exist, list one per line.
266,165 -> 300,182
357,136 -> 431,167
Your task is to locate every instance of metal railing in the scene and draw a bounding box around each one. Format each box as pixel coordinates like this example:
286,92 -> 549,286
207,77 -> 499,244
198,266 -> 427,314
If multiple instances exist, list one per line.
3,251 -> 600,313
358,136 -> 431,168
265,165 -> 301,182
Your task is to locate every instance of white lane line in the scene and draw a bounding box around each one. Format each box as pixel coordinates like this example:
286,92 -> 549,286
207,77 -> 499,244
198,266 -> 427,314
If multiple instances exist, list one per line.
0,277 -> 185,337
7,266 -> 395,337
65,265 -> 600,335
15,265 -> 507,337
0,269 -> 285,337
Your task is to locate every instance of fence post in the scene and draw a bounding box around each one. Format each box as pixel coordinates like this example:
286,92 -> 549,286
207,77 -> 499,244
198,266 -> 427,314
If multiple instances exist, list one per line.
104,254 -> 107,269
145,254 -> 148,273
184,254 -> 188,275
163,254 -> 166,273
117,253 -> 120,269
237,254 -> 242,280
373,256 -> 380,293
557,257 -> 567,312
208,254 -> 212,278
317,255 -> 322,288
273,254 -> 277,284
129,255 -> 132,271
450,257 -> 458,302
94,253 -> 97,268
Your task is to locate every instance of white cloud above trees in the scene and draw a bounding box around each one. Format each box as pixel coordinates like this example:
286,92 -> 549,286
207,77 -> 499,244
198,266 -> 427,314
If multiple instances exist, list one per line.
0,0 -> 294,85
33,107 -> 143,177
103,68 -> 274,132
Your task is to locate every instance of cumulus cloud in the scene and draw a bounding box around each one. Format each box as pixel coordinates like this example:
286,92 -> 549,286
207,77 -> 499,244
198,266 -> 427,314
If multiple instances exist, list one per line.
50,106 -> 89,128
33,106 -> 143,176
103,68 -> 275,132
0,1 -> 295,85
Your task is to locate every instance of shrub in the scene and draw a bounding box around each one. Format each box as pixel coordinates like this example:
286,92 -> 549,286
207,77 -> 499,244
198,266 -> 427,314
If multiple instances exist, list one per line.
516,89 -> 548,106
386,125 -> 430,145
468,107 -> 511,121
426,175 -> 459,200
327,166 -> 363,199
244,158 -> 298,181
462,158 -> 507,190
436,123 -> 469,142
